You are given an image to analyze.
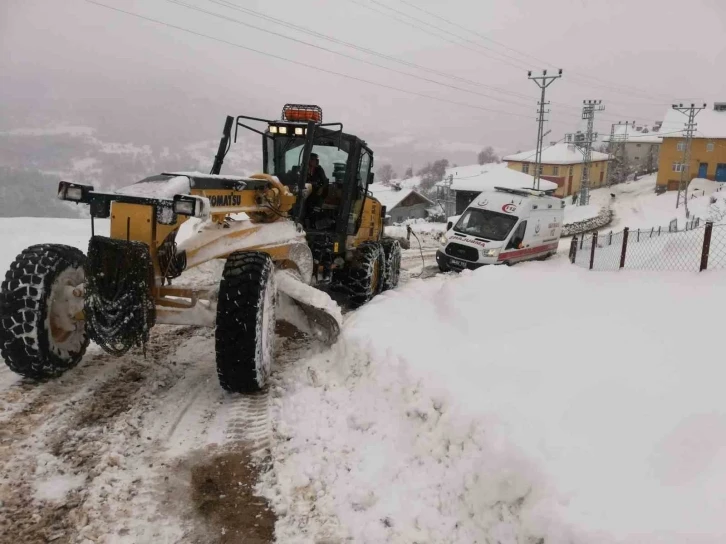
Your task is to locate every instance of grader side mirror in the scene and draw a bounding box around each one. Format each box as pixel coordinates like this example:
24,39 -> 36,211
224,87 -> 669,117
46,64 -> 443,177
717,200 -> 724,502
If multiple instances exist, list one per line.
447,221 -> 453,230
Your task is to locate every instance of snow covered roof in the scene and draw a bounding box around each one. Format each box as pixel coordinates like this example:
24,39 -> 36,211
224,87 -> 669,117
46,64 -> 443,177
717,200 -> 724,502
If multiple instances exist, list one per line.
659,104 -> 726,139
449,163 -> 558,193
603,124 -> 663,144
368,183 -> 433,210
503,143 -> 610,165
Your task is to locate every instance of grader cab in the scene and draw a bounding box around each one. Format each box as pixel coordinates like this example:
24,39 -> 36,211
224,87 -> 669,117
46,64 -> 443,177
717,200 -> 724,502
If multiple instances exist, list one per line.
0,104 -> 401,393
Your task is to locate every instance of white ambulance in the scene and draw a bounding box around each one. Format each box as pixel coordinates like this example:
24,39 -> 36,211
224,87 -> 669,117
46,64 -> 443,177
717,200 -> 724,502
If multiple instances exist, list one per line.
436,186 -> 564,271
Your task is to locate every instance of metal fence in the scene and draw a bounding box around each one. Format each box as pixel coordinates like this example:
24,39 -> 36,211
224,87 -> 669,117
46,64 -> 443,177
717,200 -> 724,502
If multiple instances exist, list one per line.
570,221 -> 726,272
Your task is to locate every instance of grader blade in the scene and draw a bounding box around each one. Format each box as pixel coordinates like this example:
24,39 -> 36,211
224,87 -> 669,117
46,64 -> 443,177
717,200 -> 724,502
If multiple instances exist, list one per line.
275,270 -> 342,345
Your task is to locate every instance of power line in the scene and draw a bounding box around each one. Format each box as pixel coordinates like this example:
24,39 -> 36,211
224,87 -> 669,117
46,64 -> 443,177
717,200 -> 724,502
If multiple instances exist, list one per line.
163,0 -> 543,111
206,0 -> 539,103
392,0 -> 675,103
198,0 -> 652,127
84,1 -> 559,124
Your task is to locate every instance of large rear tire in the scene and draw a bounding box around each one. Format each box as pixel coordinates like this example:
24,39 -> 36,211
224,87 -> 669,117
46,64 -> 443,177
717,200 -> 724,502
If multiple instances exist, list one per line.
382,239 -> 402,291
346,243 -> 384,308
215,251 -> 277,393
0,244 -> 88,380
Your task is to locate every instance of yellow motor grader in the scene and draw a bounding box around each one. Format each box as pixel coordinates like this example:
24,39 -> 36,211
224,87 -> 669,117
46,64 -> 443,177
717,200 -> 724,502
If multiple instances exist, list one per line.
0,104 -> 401,393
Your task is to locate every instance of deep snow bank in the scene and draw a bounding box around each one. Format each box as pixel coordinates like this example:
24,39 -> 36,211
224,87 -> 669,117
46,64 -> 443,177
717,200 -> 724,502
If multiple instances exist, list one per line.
263,259 -> 726,543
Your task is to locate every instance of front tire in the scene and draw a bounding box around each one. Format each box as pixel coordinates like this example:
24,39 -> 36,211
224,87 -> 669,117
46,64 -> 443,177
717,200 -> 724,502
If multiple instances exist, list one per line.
346,243 -> 384,308
382,239 -> 402,291
0,244 -> 88,380
215,251 -> 277,393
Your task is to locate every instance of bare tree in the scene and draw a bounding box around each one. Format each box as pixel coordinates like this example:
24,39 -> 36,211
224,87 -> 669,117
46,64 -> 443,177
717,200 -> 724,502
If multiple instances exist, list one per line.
377,163 -> 397,185
417,158 -> 449,191
477,146 -> 499,165
403,166 -> 413,179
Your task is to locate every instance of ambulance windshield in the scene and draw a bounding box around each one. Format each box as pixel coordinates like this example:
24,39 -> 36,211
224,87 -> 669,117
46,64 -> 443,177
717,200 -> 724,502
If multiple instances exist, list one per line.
453,208 -> 518,241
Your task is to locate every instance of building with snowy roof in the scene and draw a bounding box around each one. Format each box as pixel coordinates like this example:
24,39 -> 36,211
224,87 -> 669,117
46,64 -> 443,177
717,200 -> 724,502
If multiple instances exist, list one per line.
446,163 -> 558,214
503,142 -> 610,198
603,122 -> 662,175
368,183 -> 434,224
656,103 -> 726,191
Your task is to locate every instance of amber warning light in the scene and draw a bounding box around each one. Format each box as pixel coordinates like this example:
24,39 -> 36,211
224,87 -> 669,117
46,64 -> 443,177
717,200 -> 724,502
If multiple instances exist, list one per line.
282,104 -> 323,124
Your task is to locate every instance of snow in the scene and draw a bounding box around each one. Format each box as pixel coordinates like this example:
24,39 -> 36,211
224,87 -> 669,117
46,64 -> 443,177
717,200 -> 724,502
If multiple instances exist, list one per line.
563,203 -> 600,224
660,105 -> 726,139
368,183 -> 433,210
34,473 -> 86,502
449,162 -> 558,193
504,142 -> 610,165
264,260 -> 726,543
0,217 -> 108,277
115,175 -> 191,198
577,174 -> 726,231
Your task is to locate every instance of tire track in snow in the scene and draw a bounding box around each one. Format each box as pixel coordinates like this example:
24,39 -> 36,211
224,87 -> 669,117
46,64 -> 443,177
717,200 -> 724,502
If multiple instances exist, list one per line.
0,326 -> 203,543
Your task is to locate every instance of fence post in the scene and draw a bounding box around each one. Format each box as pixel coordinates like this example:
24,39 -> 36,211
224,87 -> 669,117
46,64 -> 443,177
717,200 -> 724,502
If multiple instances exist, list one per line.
609,231 -> 613,245
570,236 -> 578,264
620,227 -> 629,269
700,221 -> 713,271
589,231 -> 598,270
637,229 -> 640,242
658,226 -> 661,236
580,235 -> 584,250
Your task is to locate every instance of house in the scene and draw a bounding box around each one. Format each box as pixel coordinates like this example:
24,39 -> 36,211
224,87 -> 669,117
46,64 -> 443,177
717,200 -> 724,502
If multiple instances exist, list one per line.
656,102 -> 726,192
368,183 -> 435,224
448,163 -> 558,214
503,142 -> 610,198
603,122 -> 662,175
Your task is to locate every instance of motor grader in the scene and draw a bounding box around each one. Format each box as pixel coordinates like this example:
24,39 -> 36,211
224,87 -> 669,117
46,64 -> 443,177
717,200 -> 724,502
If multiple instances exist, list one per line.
0,104 -> 401,393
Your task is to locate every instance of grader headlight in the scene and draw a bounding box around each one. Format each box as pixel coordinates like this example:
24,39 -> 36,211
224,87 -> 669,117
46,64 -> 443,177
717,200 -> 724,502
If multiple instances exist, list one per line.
58,181 -> 93,202
173,195 -> 211,219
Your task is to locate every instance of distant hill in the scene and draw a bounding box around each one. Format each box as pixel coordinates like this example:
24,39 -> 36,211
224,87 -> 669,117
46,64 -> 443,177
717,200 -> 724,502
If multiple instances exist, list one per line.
0,126 -> 262,217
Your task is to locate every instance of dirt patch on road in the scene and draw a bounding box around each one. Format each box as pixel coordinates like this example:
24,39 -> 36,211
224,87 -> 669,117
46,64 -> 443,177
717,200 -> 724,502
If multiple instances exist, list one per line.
167,445 -> 276,543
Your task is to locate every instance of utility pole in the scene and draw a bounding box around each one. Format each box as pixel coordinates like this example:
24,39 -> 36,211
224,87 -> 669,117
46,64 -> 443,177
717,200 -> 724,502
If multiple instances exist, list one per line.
672,103 -> 706,217
566,99 -> 605,206
528,69 -> 563,190
606,121 -> 627,186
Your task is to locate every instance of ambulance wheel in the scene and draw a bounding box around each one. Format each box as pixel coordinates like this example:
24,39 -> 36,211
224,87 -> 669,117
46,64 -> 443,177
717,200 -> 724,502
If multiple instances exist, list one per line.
216,251 -> 276,393
0,244 -> 88,380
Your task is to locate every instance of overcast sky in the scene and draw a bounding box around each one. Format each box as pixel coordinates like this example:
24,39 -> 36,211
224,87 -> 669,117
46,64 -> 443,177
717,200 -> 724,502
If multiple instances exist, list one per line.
2,0 -> 725,169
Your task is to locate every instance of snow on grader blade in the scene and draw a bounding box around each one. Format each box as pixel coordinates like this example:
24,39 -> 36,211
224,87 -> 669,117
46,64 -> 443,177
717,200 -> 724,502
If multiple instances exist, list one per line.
0,105 -> 401,393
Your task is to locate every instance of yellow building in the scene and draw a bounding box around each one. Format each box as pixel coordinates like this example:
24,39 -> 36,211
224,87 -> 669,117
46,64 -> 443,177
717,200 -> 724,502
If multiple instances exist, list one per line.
656,103 -> 726,191
503,143 -> 610,198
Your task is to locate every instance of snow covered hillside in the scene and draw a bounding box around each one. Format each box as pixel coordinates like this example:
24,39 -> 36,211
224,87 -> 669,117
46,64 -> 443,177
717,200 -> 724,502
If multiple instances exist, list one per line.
571,174 -> 726,232
264,260 -> 726,543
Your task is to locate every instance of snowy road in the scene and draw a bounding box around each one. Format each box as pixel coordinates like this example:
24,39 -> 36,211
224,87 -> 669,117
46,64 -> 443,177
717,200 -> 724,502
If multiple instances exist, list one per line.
0,321 -> 317,542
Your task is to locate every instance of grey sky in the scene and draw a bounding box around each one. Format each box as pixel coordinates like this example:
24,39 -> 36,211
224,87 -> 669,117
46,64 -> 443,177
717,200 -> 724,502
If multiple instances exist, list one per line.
2,0 -> 725,170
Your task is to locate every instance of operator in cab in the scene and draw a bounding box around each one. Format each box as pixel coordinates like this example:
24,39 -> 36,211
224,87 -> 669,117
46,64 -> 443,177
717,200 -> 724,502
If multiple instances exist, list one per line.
305,153 -> 330,227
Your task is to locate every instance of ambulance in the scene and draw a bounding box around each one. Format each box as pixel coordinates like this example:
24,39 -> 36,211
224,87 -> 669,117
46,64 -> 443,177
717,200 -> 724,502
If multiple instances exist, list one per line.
436,186 -> 564,271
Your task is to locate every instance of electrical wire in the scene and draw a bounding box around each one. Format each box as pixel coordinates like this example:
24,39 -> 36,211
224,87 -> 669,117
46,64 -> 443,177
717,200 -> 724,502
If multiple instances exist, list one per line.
205,0 -> 540,103
163,0 -> 546,112
392,0 -> 676,103
83,0 -> 563,123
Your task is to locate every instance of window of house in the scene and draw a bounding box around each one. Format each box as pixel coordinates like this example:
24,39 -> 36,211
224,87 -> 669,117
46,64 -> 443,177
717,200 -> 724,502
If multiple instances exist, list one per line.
634,156 -> 640,160
707,142 -> 715,152
677,141 -> 686,152
538,165 -> 543,176
522,163 -> 530,174
553,166 -> 559,175
569,166 -> 574,176
636,143 -> 642,148
672,162 -> 685,172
